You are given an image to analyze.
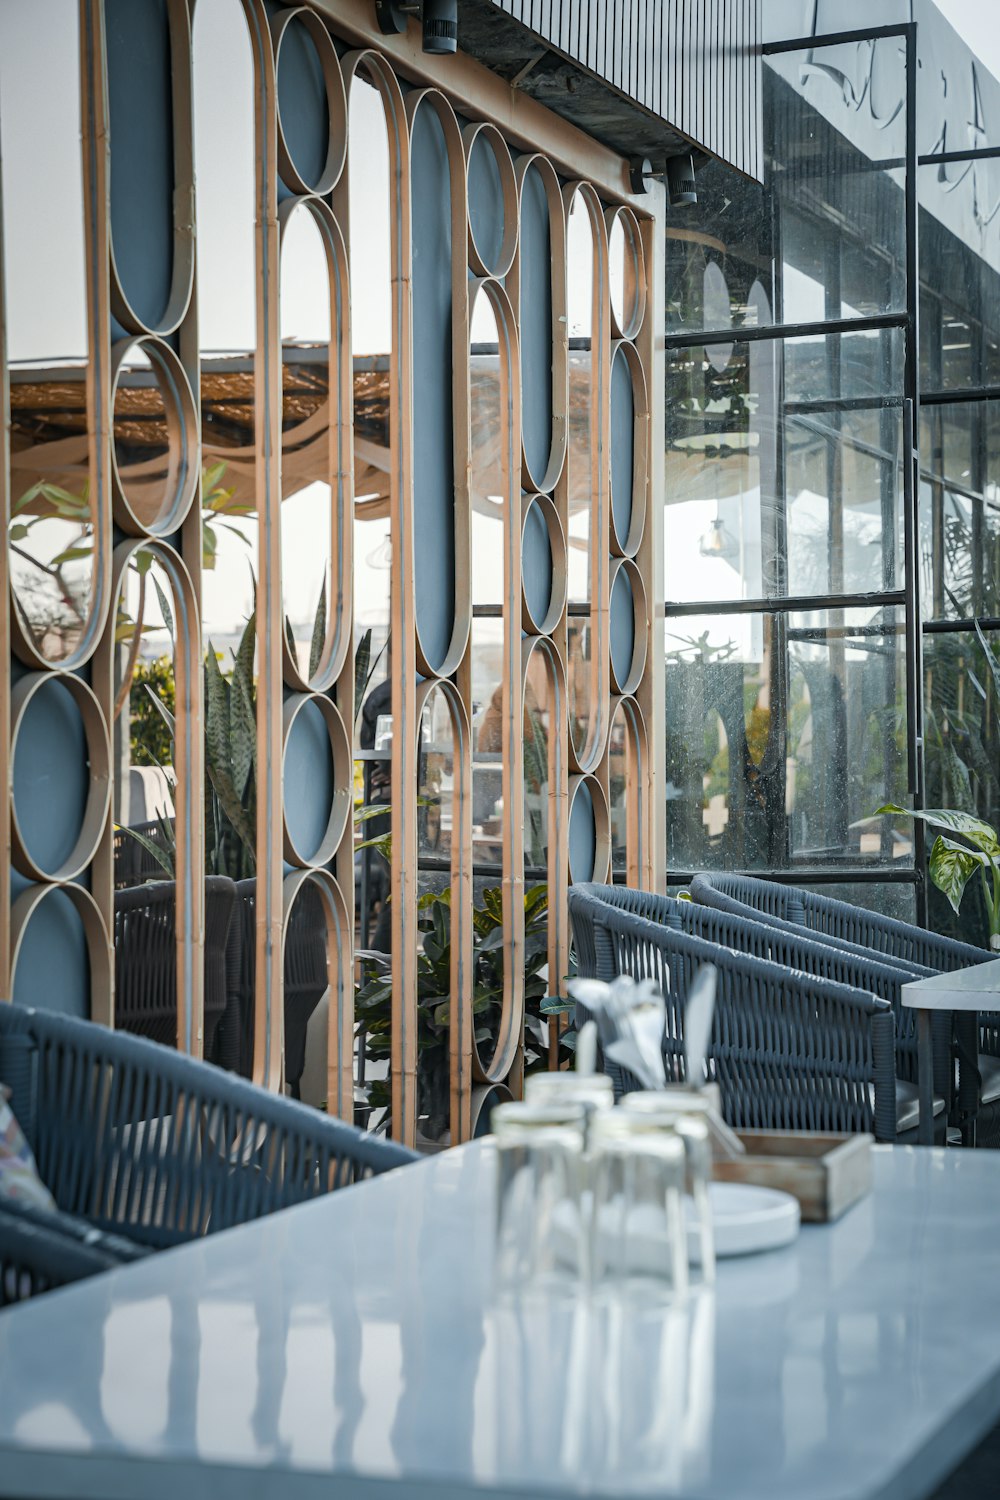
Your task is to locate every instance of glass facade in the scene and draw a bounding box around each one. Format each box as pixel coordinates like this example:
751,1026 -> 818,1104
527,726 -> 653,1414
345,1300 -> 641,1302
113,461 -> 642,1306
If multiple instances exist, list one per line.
663,14 -> 1000,936
663,28 -> 920,918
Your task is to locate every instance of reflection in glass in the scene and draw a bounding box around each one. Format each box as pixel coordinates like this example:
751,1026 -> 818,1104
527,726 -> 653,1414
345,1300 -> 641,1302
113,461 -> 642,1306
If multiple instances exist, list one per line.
280,206 -> 334,683
113,345 -> 174,528
566,193 -> 595,759
664,608 -> 907,874
2,0 -> 93,663
665,331 -> 904,605
665,41 -> 907,335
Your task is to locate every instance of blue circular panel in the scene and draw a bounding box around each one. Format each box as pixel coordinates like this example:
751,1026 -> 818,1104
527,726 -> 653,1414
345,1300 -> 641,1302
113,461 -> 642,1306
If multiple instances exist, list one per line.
13,888 -> 89,1018
522,499 -> 554,628
519,165 -> 553,484
412,103 -> 457,672
277,16 -> 330,195
468,132 -> 504,271
13,678 -> 89,873
610,568 -> 636,687
283,698 -> 334,863
569,780 -> 597,883
106,0 -> 176,328
610,346 -> 635,546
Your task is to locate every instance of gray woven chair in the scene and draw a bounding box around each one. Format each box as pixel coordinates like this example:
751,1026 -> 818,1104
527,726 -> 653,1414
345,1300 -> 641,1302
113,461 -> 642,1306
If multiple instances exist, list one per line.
690,873 -> 998,1144
114,876 -> 235,1062
0,1004 -> 416,1306
578,882 -> 949,1132
568,886 -> 899,1142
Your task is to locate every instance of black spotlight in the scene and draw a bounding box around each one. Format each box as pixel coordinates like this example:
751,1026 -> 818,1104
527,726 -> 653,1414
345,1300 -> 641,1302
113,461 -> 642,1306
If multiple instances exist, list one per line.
666,152 -> 697,207
422,0 -> 458,53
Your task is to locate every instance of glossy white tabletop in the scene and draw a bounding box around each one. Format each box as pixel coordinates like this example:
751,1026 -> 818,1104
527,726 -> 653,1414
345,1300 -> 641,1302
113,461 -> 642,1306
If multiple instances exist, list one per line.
902,957 -> 1000,1010
1,1143 -> 999,1500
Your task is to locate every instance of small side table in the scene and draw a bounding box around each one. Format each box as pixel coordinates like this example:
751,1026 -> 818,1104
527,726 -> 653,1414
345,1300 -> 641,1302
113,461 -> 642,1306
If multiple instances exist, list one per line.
903,959 -> 1000,1147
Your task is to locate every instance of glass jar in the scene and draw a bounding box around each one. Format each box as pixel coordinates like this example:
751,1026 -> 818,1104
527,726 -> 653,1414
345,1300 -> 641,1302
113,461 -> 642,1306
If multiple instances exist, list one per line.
622,1093 -> 716,1284
588,1109 -> 688,1298
491,1099 -> 587,1294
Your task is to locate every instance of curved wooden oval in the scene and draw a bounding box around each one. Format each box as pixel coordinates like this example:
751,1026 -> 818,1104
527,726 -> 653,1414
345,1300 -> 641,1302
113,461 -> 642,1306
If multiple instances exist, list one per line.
520,492 -> 567,637
609,556 -> 648,697
607,695 -> 651,889
467,276 -> 525,1086
606,204 -> 647,341
567,771 -> 611,885
97,537 -> 204,1053
281,867 -> 353,1120
10,671 -> 111,884
563,180 -> 610,777
463,121 -> 518,280
10,881 -> 113,1027
106,0 -> 196,337
413,677 -> 475,1129
277,195 -> 353,692
406,87 -> 470,681
521,634 -> 570,1065
512,153 -> 567,497
609,339 -> 649,559
269,6 -> 347,196
281,691 -> 352,868
338,50 -> 418,1142
110,335 -> 199,538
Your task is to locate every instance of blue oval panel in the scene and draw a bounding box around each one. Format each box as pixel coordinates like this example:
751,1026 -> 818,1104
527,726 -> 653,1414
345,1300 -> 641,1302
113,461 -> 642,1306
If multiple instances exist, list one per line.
14,678 -> 89,872
610,567 -> 636,687
468,132 -> 504,271
519,165 -> 553,484
283,697 -> 334,862
522,499 -> 554,628
276,15 -> 329,197
611,346 -> 635,545
106,0 -> 175,328
13,888 -> 89,1017
411,104 -> 456,672
569,780 -> 597,883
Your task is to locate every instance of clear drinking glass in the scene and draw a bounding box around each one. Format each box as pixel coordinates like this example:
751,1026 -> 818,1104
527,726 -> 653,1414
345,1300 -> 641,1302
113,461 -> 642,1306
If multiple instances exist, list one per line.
523,1071 -> 614,1113
492,1100 -> 587,1294
589,1110 -> 688,1298
623,1093 -> 716,1285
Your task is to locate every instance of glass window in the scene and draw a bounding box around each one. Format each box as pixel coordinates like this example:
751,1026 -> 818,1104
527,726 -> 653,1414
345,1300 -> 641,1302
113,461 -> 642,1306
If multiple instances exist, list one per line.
664,607 -> 909,875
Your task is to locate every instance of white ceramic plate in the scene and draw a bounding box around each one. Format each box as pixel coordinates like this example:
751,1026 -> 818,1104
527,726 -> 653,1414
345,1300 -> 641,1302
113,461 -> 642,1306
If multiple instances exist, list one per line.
688,1181 -> 800,1260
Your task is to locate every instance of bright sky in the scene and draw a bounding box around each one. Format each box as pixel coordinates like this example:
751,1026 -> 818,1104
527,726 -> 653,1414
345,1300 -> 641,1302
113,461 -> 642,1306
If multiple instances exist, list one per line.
934,0 -> 1000,83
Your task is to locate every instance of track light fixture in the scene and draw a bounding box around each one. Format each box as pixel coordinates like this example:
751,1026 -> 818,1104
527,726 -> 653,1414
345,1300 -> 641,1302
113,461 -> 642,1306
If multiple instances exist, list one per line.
666,152 -> 698,207
374,0 -> 457,54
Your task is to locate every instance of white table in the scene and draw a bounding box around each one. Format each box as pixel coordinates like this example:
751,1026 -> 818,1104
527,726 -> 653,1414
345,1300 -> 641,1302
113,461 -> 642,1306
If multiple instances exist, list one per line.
2,1142 -> 1000,1499
903,958 -> 1000,1147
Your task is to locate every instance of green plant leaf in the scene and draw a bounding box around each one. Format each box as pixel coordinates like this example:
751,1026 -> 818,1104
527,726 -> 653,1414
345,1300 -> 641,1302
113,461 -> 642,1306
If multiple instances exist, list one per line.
144,682 -> 177,738
876,804 -> 1000,857
308,580 -> 327,681
928,833 -> 987,916
151,572 -> 174,642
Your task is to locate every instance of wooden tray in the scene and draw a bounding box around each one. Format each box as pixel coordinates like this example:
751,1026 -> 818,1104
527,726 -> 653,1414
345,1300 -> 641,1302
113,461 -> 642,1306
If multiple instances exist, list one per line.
713,1131 -> 873,1223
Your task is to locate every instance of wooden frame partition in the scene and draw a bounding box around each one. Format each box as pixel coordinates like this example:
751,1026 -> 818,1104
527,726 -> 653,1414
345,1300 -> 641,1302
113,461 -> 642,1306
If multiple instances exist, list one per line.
0,0 -> 663,1150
